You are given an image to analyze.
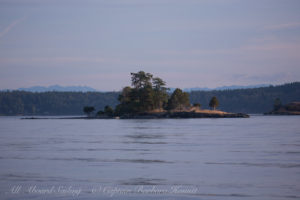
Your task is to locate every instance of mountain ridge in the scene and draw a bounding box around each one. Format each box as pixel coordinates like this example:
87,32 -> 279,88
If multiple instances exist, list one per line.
16,84 -> 272,92
18,85 -> 97,92
182,84 -> 271,92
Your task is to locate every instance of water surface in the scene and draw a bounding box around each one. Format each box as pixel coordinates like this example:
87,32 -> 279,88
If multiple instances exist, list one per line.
0,115 -> 299,199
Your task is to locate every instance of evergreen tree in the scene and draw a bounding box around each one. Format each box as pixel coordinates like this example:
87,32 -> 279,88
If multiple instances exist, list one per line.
152,77 -> 169,109
130,71 -> 153,89
118,86 -> 132,104
115,72 -> 171,114
104,105 -> 114,116
97,110 -> 104,116
167,88 -> 190,110
139,85 -> 154,111
83,106 -> 95,117
209,96 -> 219,110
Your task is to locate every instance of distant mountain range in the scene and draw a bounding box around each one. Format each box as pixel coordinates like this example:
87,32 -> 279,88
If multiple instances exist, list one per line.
182,84 -> 271,92
18,85 -> 97,92
16,84 -> 271,92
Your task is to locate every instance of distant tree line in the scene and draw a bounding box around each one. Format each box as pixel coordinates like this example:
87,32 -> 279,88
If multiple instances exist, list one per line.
189,82 -> 300,113
0,81 -> 299,115
0,91 -> 119,115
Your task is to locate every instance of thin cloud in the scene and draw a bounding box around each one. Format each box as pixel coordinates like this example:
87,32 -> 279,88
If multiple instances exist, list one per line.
0,17 -> 26,38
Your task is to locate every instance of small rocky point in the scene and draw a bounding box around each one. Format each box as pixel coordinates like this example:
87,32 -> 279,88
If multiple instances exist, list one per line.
265,102 -> 300,115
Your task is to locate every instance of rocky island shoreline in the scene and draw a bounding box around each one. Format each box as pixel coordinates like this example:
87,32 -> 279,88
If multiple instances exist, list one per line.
265,101 -> 300,115
22,111 -> 249,120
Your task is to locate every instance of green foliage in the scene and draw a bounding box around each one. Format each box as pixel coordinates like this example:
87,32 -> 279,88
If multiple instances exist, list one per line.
130,71 -> 153,89
139,85 -> 155,111
152,77 -> 166,89
116,72 -> 170,115
104,105 -> 114,116
83,106 -> 95,116
97,110 -> 104,116
209,96 -> 219,110
167,88 -> 190,110
118,86 -> 132,104
152,77 -> 169,109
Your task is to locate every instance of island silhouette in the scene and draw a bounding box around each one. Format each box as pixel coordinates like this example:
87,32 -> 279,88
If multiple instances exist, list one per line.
83,71 -> 249,119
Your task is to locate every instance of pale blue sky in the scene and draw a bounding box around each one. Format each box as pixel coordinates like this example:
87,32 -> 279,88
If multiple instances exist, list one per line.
0,0 -> 300,91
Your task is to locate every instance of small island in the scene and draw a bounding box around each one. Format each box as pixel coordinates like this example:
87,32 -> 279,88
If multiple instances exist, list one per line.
265,99 -> 300,115
83,71 -> 249,119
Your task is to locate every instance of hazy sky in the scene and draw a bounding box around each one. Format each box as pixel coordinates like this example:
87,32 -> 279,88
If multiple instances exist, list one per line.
0,0 -> 300,91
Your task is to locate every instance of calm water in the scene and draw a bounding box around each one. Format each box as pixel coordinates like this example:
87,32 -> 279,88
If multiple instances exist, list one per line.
0,115 -> 300,200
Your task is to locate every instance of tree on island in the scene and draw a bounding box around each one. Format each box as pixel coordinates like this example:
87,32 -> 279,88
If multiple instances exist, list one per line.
209,96 -> 219,110
97,110 -> 104,116
152,77 -> 169,110
167,88 -> 190,111
96,105 -> 114,117
104,105 -> 114,117
193,103 -> 201,109
115,71 -> 170,115
83,106 -> 95,117
115,86 -> 134,114
131,71 -> 153,89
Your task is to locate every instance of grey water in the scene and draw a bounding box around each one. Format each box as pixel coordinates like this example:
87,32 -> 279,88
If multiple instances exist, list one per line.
0,115 -> 300,200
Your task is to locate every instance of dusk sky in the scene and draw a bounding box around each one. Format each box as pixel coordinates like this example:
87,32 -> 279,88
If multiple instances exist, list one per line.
0,0 -> 300,91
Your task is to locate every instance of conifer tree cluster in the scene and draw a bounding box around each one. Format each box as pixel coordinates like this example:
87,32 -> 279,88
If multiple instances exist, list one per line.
115,71 -> 190,115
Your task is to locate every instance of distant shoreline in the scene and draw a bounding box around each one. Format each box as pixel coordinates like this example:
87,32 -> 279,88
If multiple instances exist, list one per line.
264,111 -> 300,115
264,102 -> 300,116
1,82 -> 299,116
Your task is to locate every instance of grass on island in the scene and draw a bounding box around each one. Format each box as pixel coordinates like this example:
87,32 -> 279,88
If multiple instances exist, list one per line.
147,106 -> 231,115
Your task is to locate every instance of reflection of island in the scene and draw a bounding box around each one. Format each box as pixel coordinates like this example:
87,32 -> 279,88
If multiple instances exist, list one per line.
90,71 -> 249,119
266,101 -> 300,115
